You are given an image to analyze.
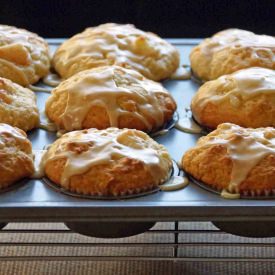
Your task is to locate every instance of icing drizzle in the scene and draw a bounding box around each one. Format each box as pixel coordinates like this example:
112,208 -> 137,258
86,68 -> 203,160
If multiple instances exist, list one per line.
42,128 -> 172,187
47,66 -> 174,132
198,123 -> 275,194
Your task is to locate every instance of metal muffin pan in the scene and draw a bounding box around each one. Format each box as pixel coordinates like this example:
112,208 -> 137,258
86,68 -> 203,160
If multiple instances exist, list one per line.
0,39 -> 275,236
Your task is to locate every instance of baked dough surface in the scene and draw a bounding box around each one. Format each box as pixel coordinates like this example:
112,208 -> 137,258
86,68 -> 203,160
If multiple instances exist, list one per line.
0,25 -> 50,86
0,123 -> 34,188
182,123 -> 275,195
53,23 -> 180,81
190,29 -> 275,81
191,67 -> 275,129
0,77 -> 39,131
43,127 -> 172,196
46,66 -> 177,132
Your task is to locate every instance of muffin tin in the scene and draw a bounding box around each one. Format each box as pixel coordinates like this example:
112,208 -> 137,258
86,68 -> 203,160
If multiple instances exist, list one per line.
0,38 -> 275,238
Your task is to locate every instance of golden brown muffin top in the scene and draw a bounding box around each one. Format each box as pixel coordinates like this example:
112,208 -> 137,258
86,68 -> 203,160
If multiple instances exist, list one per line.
0,123 -> 34,185
199,29 -> 275,58
42,127 -> 172,187
192,67 -> 275,111
46,65 -> 176,131
193,123 -> 275,191
0,25 -> 50,85
0,77 -> 39,131
190,29 -> 275,81
53,23 -> 179,81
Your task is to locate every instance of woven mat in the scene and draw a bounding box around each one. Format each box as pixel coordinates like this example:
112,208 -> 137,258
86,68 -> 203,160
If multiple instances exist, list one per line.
0,222 -> 275,275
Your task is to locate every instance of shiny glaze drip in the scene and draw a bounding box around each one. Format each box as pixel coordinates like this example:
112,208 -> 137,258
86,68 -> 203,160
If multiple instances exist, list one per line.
199,123 -> 275,193
201,29 -> 275,61
43,73 -> 61,87
42,128 -> 172,187
175,118 -> 202,134
170,66 -> 191,80
0,25 -> 50,85
53,23 -> 179,80
0,123 -> 26,145
48,66 -> 169,132
195,67 -> 275,111
28,85 -> 52,93
39,121 -> 57,132
175,108 -> 203,134
31,149 -> 46,178
160,176 -> 189,191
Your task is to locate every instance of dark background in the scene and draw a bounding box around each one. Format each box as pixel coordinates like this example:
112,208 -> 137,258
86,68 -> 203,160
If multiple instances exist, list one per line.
0,0 -> 274,38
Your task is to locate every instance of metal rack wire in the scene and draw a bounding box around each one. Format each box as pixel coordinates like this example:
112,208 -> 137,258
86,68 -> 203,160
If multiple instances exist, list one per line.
0,222 -> 275,262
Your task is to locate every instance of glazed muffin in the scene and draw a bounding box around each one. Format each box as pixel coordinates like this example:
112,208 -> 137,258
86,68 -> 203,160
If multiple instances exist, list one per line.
42,127 -> 172,196
0,123 -> 34,188
0,25 -> 50,86
0,77 -> 39,131
182,123 -> 275,196
190,29 -> 275,81
45,66 -> 177,132
53,23 -> 179,81
191,67 -> 275,129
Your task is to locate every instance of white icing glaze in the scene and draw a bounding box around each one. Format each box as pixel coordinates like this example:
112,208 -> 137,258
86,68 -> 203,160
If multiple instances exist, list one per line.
200,123 -> 275,193
160,176 -> 189,191
39,121 -> 57,132
221,189 -> 240,199
42,128 -> 171,187
53,23 -> 179,81
48,66 -> 171,132
39,110 -> 57,132
170,66 -> 191,80
0,123 -> 26,146
43,73 -> 61,87
150,129 -> 169,138
0,25 -> 50,85
175,118 -> 202,134
31,149 -> 46,179
28,84 -> 51,93
201,29 -> 275,61
195,67 -> 275,111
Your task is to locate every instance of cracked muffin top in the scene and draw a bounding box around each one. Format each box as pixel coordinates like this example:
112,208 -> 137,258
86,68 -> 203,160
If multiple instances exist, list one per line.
53,23 -> 179,81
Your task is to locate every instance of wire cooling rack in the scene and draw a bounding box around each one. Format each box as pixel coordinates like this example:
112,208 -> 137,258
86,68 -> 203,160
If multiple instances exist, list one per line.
0,222 -> 275,262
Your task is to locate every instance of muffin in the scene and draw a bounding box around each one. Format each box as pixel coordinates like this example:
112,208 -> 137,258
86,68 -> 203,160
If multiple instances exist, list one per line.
42,127 -> 172,196
191,67 -> 275,129
190,29 -> 275,81
0,123 -> 34,188
45,66 -> 177,132
53,23 -> 179,81
0,25 -> 50,86
0,77 -> 39,131
182,123 -> 275,196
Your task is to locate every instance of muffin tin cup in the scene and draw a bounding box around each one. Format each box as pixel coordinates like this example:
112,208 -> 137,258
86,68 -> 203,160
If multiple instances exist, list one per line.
150,111 -> 179,137
0,179 -> 28,195
43,160 -> 180,201
212,221 -> 275,238
186,173 -> 275,200
64,221 -> 156,238
45,161 -> 180,238
185,173 -> 275,237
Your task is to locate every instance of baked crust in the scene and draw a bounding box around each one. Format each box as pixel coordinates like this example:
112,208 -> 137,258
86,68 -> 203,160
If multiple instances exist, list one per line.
190,29 -> 275,81
0,77 -> 39,131
182,123 -> 275,195
53,23 -> 179,81
0,25 -> 50,86
0,123 -> 34,188
43,128 -> 172,196
45,66 -> 177,132
191,67 -> 275,129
